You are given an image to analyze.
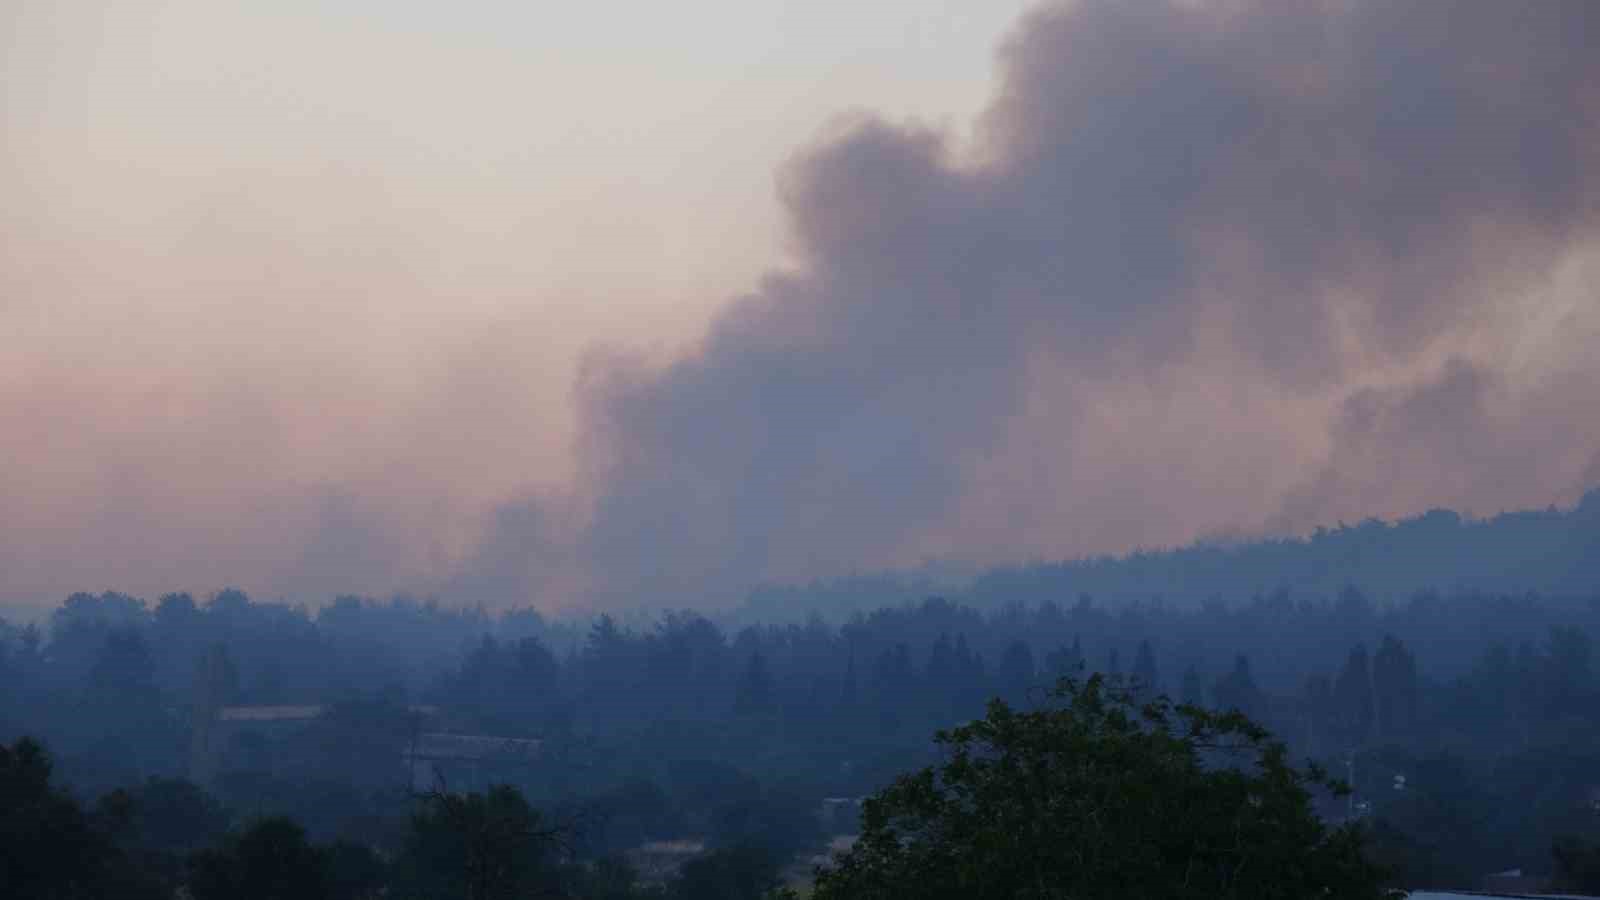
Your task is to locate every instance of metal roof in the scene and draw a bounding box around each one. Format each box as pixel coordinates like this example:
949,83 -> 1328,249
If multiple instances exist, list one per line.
406,733 -> 543,761
1406,866 -> 1600,898
218,705 -> 325,722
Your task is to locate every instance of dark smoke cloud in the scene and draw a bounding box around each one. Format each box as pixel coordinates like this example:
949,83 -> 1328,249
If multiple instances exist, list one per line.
1272,357 -> 1597,530
467,0 -> 1600,609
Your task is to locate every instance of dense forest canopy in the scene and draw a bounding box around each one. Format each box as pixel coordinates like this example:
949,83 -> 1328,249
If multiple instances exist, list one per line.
3,491 -> 1600,896
741,488 -> 1600,623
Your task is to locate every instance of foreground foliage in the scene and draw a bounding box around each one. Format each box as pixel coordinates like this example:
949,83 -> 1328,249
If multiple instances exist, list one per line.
189,816 -> 383,900
813,675 -> 1394,900
393,785 -> 566,900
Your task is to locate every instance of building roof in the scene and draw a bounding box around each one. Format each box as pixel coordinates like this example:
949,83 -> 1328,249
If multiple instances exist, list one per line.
218,705 -> 325,722
406,733 -> 543,762
1414,883 -> 1600,890
215,703 -> 439,722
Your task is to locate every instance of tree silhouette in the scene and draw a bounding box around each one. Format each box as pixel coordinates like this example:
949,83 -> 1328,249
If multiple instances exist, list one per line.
1212,655 -> 1263,721
1132,639 -> 1159,695
0,737 -> 165,900
996,640 -> 1035,705
734,651 -> 776,718
188,817 -> 333,900
1180,664 -> 1205,708
393,785 -> 567,900
1335,645 -> 1376,748
813,675 -> 1391,899
1372,636 -> 1417,740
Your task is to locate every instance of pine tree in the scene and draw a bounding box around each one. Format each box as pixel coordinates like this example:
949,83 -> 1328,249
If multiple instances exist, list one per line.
1044,636 -> 1084,681
1302,674 -> 1335,757
840,644 -> 858,710
1372,635 -> 1417,739
1181,665 -> 1205,708
926,634 -> 958,693
1213,655 -> 1262,720
1132,640 -> 1159,695
952,634 -> 985,717
997,640 -> 1036,706
872,644 -> 915,735
734,651 -> 775,718
1334,644 -> 1375,748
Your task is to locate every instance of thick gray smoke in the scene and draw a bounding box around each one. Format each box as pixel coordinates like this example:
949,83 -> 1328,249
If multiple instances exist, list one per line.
477,0 -> 1600,608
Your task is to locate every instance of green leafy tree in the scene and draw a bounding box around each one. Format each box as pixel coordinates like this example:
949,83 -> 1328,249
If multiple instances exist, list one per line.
1552,836 -> 1600,894
1180,664 -> 1205,708
393,784 -> 566,900
1539,625 -> 1593,723
128,776 -> 230,855
1132,640 -> 1159,697
1335,645 -> 1375,748
1301,674 -> 1336,758
323,839 -> 387,900
188,817 -> 332,900
0,737 -> 166,900
669,845 -> 789,900
1372,636 -> 1418,741
869,644 -> 915,735
707,779 -> 824,861
996,640 -> 1036,706
735,651 -> 776,718
1043,637 -> 1083,681
1212,654 -> 1263,721
812,675 -> 1393,900
85,628 -> 163,727
563,855 -> 658,899
1362,751 -> 1495,889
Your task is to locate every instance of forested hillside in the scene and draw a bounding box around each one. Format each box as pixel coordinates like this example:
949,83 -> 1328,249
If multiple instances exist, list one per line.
742,488 -> 1600,621
4,491 -> 1600,894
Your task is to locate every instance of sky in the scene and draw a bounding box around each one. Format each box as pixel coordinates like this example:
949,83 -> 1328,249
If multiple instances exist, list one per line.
4,0 -> 1598,614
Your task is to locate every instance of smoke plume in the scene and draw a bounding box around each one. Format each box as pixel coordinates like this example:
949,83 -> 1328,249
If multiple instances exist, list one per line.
5,0 -> 1599,611
541,0 -> 1600,607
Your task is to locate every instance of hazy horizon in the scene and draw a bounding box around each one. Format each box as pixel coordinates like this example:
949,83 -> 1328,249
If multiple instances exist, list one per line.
6,0 -> 1599,614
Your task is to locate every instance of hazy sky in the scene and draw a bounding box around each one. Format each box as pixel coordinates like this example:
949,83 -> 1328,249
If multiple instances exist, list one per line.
4,1 -> 1598,613
2,0 -> 1030,608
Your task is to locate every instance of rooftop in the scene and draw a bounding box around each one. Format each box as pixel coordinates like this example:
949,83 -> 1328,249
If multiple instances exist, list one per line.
218,705 -> 324,722
407,732 -> 543,761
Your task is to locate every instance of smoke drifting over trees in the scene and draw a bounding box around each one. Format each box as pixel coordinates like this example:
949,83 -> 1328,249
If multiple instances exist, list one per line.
490,0 -> 1600,609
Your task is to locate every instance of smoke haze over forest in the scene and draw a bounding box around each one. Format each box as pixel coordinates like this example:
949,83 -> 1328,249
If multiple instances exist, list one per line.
5,0 -> 1599,612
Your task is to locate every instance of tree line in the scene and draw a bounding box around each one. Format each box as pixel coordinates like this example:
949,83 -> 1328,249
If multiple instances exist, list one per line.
4,536 -> 1600,888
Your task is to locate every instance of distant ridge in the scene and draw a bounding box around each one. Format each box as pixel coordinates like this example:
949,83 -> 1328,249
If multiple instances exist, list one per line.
738,488 -> 1600,622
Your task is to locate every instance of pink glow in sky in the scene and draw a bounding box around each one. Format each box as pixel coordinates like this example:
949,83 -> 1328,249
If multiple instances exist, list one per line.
4,1 -> 1598,612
